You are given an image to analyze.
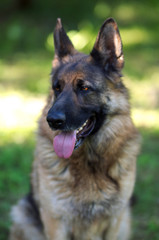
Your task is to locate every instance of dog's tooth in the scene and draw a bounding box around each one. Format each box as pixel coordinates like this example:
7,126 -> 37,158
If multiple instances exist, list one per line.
83,120 -> 88,127
77,119 -> 88,134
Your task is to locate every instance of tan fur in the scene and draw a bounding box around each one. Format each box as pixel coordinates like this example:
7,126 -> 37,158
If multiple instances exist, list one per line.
10,18 -> 140,240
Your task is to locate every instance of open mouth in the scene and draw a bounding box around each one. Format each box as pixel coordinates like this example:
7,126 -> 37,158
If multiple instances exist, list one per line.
53,117 -> 96,159
75,117 -> 96,149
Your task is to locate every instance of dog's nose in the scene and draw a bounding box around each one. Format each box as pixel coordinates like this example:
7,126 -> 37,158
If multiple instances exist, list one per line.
47,111 -> 66,129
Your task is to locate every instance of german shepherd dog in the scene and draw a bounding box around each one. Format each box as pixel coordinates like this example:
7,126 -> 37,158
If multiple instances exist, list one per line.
10,18 -> 140,240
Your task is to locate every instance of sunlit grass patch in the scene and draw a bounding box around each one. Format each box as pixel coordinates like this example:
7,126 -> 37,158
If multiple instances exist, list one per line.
0,91 -> 45,145
125,70 -> 159,109
0,91 -> 44,129
132,108 -> 159,130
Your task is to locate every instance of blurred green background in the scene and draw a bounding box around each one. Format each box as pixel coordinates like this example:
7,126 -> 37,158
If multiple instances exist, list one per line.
0,0 -> 159,239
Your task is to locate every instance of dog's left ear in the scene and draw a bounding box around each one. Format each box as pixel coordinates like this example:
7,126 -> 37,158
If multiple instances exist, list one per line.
53,18 -> 77,59
91,18 -> 124,72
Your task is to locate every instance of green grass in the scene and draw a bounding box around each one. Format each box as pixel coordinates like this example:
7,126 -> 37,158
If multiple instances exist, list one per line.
0,138 -> 34,240
132,129 -> 159,240
0,0 -> 159,239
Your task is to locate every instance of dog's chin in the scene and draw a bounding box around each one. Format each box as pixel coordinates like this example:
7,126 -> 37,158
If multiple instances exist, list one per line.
74,116 -> 96,150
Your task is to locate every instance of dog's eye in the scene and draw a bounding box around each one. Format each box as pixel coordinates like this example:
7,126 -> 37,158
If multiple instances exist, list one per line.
77,80 -> 91,93
55,87 -> 60,91
82,86 -> 89,91
79,85 -> 90,92
53,84 -> 61,92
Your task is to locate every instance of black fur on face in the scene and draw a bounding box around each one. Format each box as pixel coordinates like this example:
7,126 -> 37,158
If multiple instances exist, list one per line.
48,57 -> 109,134
47,18 -> 128,141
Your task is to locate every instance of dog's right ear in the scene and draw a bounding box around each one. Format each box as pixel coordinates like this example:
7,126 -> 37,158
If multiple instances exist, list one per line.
53,18 -> 77,63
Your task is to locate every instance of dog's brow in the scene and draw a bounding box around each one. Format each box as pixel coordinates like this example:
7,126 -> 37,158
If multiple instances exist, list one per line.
53,77 -> 65,89
76,78 -> 93,86
53,77 -> 59,86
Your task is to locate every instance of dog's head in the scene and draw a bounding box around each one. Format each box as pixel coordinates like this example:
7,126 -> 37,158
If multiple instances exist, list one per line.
47,18 -> 128,159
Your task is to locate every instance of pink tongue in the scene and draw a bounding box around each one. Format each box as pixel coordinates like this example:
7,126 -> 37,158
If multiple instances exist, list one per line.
53,131 -> 76,159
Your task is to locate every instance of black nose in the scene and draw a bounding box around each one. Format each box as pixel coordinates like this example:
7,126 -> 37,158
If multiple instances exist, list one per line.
47,111 -> 66,129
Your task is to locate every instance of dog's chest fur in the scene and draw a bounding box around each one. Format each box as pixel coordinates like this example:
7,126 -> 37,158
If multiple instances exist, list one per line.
32,129 -> 135,223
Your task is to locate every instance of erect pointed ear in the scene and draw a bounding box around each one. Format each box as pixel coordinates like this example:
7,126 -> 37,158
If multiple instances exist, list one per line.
53,18 -> 77,59
90,18 -> 124,72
